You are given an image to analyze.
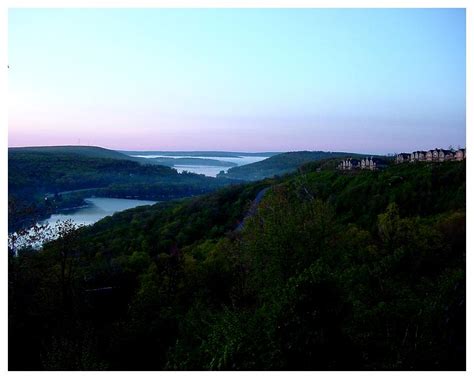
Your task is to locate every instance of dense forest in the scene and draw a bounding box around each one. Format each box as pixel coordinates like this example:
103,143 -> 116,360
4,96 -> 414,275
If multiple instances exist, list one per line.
8,147 -> 234,230
9,160 -> 465,370
217,151 -> 390,181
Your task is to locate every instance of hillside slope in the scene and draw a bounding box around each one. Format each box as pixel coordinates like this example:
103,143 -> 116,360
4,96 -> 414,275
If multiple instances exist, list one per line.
9,161 -> 466,370
217,150 -> 389,181
9,145 -> 142,161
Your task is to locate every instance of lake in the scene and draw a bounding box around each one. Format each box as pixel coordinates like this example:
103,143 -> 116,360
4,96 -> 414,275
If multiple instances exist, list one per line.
43,197 -> 157,226
10,197 -> 156,251
130,154 -> 269,177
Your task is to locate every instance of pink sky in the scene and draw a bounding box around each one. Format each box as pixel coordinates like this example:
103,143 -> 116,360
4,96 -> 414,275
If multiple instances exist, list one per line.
9,9 -> 466,154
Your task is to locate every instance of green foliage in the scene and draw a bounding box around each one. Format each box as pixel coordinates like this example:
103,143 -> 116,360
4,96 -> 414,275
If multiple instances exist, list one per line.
9,145 -> 142,160
9,161 -> 465,370
41,326 -> 108,370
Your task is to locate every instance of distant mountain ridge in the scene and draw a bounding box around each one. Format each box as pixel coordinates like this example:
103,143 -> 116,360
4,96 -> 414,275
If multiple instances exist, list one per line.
120,150 -> 279,170
144,157 -> 238,167
121,150 -> 280,158
9,145 -> 142,162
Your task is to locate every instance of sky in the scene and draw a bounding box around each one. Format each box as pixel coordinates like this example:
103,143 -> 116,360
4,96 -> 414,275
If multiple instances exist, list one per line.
8,8 -> 466,153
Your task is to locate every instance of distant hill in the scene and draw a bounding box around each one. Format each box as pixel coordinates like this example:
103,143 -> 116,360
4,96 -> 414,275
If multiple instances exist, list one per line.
9,145 -> 142,162
121,150 -> 280,158
217,151 -> 384,181
120,150 -> 279,168
143,157 -> 238,167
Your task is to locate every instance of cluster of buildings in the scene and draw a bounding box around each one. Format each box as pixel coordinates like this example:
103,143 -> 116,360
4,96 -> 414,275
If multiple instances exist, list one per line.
338,157 -> 387,171
338,147 -> 466,172
396,148 -> 466,164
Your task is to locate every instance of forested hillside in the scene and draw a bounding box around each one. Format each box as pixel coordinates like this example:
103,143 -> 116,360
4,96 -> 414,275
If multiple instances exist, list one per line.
8,147 -> 233,230
9,146 -> 143,161
9,161 -> 465,370
217,151 -> 390,181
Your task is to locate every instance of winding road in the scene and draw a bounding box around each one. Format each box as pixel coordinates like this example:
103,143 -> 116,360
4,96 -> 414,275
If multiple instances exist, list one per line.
235,186 -> 271,232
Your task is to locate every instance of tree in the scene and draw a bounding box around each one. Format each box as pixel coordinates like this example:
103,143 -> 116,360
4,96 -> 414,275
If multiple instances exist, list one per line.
377,203 -> 400,248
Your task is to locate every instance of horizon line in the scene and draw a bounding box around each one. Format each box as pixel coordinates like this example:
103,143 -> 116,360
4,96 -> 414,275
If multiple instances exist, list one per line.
7,144 -> 415,156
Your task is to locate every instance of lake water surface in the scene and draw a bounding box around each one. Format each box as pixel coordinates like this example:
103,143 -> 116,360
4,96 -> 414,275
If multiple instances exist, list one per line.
43,197 -> 157,226
11,197 -> 156,251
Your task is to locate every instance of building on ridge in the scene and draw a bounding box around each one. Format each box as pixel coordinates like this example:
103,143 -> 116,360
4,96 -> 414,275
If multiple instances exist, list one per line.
338,158 -> 360,170
397,148 -> 464,163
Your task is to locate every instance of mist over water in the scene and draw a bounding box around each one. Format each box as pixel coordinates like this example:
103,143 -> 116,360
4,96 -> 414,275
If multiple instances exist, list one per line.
174,165 -> 232,177
132,154 -> 270,177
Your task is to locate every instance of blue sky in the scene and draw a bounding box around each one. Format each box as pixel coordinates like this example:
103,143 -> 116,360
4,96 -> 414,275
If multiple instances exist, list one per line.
8,8 -> 466,153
